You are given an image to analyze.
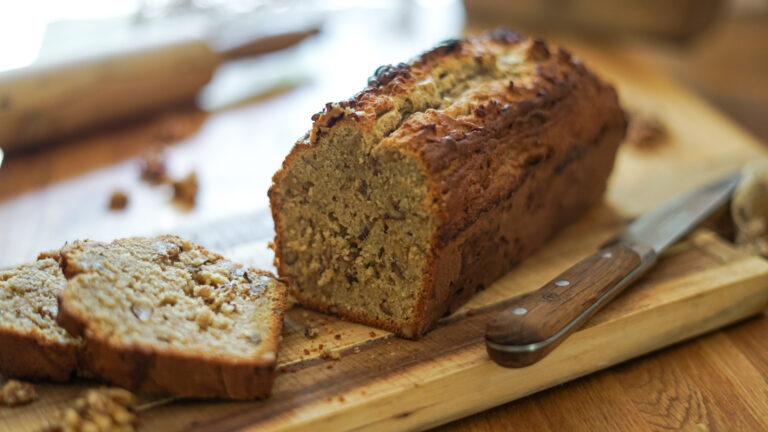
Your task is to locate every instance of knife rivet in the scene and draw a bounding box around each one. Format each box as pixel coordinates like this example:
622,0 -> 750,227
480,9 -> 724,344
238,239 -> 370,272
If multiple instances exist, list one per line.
513,307 -> 528,315
599,251 -> 613,258
555,280 -> 570,287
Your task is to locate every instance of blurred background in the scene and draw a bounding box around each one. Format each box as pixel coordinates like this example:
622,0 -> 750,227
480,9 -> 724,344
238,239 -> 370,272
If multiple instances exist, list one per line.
466,0 -> 768,141
1,1 -> 767,429
0,0 -> 766,267
1,0 -> 766,137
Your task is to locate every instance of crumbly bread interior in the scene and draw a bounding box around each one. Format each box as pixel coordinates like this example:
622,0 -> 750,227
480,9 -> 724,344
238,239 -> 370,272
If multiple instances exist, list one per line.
273,39 -> 538,333
59,236 -> 284,362
0,259 -> 76,346
276,129 -> 434,330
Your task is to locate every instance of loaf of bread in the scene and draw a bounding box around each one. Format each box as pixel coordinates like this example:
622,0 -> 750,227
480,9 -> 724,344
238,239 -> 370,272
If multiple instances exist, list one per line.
55,235 -> 287,399
269,30 -> 626,338
0,258 -> 81,381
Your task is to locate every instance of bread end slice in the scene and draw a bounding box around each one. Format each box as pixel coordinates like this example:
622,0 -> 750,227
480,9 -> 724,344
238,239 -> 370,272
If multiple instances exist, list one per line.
0,258 -> 81,381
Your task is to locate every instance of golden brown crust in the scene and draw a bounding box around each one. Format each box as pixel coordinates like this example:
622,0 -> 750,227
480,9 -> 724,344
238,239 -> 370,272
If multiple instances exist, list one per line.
0,330 -> 79,382
56,235 -> 287,399
303,30 -> 527,148
64,335 -> 277,400
271,29 -> 626,338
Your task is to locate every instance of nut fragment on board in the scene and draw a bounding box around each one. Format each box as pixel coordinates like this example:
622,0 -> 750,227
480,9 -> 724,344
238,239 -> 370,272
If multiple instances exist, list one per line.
732,161 -> 768,256
171,171 -> 198,209
41,388 -> 138,432
140,149 -> 169,185
108,190 -> 129,211
625,112 -> 667,150
304,324 -> 319,339
0,380 -> 38,407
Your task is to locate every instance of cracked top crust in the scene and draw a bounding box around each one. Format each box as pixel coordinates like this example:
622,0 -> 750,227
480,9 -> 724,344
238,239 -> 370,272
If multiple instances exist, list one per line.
278,29 -> 626,245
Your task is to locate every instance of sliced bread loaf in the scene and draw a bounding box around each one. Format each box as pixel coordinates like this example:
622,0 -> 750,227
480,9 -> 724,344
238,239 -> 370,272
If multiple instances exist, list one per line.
0,258 -> 81,381
269,30 -> 626,338
55,235 -> 287,399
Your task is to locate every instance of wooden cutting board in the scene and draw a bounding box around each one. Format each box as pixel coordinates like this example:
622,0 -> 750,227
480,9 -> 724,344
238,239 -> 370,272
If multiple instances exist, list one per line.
3,38 -> 768,431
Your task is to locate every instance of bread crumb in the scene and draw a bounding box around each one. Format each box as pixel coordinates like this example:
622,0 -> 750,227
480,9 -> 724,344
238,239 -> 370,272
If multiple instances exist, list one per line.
338,395 -> 345,402
41,388 -> 137,432
108,190 -> 129,211
626,112 -> 667,150
321,347 -> 342,360
334,334 -> 342,340
326,363 -> 334,369
304,324 -> 319,339
369,331 -> 376,338
140,149 -> 169,185
172,171 -> 198,209
0,380 -> 37,407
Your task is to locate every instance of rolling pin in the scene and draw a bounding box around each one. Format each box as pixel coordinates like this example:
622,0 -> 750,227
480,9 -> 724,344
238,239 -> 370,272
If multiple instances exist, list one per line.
0,28 -> 319,153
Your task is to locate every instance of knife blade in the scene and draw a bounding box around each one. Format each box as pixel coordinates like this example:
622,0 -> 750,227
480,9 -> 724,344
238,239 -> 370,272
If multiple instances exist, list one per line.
485,173 -> 741,368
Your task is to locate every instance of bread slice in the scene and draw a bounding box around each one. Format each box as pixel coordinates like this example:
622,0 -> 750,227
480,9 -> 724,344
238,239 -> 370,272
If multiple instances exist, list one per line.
269,29 -> 626,338
0,258 -> 81,381
55,235 -> 287,399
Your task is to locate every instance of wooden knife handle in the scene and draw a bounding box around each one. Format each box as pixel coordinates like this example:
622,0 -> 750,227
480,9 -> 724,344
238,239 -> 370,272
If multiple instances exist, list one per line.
485,242 -> 655,368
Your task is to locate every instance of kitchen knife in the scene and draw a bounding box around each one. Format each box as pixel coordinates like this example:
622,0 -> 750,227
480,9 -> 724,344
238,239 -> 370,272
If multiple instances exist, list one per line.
485,173 -> 741,368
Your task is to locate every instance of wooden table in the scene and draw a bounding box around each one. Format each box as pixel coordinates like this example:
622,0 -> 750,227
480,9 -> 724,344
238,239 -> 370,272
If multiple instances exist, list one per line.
0,29 -> 766,431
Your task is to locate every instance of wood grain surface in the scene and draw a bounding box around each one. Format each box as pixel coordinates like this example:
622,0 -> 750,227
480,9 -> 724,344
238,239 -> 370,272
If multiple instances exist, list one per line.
441,316 -> 768,432
0,27 -> 767,431
1,220 -> 766,431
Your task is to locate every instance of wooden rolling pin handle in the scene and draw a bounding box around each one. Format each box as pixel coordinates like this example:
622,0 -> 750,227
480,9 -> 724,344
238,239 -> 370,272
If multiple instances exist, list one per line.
485,242 -> 652,368
219,28 -> 320,61
0,40 -> 219,153
0,27 -> 319,153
